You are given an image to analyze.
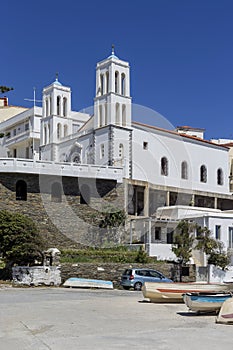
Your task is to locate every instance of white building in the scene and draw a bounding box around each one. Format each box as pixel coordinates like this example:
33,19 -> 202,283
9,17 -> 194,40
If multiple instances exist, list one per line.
1,48 -> 233,261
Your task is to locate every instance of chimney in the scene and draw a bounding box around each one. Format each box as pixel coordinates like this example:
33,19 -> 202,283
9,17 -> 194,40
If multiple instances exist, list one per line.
0,97 -> 8,107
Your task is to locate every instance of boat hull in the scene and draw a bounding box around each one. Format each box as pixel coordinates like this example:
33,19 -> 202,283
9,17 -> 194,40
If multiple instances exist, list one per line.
142,282 -> 232,303
63,277 -> 113,289
216,298 -> 233,324
183,292 -> 232,313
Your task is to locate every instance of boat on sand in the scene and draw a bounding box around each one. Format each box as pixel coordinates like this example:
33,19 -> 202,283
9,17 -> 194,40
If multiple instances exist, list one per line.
216,298 -> 233,324
142,282 -> 232,303
183,292 -> 232,313
63,277 -> 113,289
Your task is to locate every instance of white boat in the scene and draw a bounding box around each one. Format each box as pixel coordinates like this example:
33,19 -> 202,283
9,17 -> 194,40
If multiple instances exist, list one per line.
216,298 -> 233,324
142,282 -> 232,303
63,277 -> 113,289
183,292 -> 232,313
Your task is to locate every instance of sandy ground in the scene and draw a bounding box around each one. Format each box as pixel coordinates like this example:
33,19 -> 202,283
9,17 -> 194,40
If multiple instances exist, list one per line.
0,287 -> 232,350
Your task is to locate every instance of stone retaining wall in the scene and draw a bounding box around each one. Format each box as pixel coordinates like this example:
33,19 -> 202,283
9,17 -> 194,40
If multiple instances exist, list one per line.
60,263 -> 196,287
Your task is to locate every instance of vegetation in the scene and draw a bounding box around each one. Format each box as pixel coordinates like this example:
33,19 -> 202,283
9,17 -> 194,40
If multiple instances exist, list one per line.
60,245 -> 154,264
0,86 -> 13,94
172,220 -> 230,271
172,220 -> 195,265
196,226 -> 230,269
0,210 -> 44,267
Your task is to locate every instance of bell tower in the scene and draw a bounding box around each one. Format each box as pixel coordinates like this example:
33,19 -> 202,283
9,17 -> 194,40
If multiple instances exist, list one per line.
94,46 -> 132,129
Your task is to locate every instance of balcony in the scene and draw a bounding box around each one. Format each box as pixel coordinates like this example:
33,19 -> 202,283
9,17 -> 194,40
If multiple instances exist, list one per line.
0,158 -> 123,182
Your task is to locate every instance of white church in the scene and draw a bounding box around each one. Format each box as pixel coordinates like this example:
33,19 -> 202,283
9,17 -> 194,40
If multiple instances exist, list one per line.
1,48 -> 233,262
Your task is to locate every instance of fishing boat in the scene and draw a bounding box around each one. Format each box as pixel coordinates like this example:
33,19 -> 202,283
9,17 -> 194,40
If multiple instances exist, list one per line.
142,281 -> 232,303
183,292 -> 232,313
63,277 -> 113,289
216,298 -> 233,324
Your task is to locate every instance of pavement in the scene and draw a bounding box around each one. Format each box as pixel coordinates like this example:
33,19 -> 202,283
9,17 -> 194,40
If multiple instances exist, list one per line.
0,287 -> 232,350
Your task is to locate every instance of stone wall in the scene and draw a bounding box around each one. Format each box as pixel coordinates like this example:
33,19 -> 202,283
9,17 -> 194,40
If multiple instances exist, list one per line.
60,262 -> 196,287
0,173 -> 125,249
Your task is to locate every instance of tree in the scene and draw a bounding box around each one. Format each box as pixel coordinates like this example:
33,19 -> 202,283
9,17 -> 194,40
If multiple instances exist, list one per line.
172,220 -> 195,265
0,86 -> 13,94
98,207 -> 126,246
195,226 -> 230,270
0,210 -> 45,267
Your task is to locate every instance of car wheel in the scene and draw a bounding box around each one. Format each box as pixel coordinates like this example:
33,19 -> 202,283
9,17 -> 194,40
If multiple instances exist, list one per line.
134,282 -> 142,291
122,286 -> 130,290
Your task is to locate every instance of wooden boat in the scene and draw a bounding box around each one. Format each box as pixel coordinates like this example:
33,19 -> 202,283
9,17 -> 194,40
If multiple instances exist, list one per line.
183,292 -> 232,313
63,277 -> 113,289
142,282 -> 232,303
216,298 -> 233,324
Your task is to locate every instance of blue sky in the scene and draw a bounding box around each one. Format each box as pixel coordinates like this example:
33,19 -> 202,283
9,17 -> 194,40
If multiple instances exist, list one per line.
2,0 -> 233,140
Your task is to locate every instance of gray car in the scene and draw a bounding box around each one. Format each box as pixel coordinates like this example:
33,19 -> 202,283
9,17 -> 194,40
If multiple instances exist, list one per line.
120,268 -> 173,291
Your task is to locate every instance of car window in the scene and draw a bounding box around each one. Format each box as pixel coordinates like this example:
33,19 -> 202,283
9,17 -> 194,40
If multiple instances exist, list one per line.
148,270 -> 161,278
123,269 -> 132,275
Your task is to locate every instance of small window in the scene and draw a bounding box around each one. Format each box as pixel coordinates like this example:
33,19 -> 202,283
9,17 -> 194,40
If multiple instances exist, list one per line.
119,143 -> 124,158
215,225 -> 221,240
143,142 -> 148,150
16,180 -> 27,201
167,229 -> 173,244
115,71 -> 119,93
200,165 -> 207,183
181,161 -> 188,179
57,123 -> 61,140
13,149 -> 17,158
100,74 -> 104,95
217,168 -> 223,185
13,129 -> 16,136
229,227 -> 233,248
161,157 -> 168,176
154,227 -> 161,240
25,123 -> 29,131
57,96 -> 61,115
100,144 -> 105,159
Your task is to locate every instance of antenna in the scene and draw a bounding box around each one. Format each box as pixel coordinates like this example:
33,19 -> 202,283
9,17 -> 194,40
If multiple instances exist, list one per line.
24,87 -> 42,107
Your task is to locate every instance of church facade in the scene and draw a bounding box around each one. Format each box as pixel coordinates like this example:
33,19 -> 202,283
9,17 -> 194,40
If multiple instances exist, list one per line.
1,49 -> 233,259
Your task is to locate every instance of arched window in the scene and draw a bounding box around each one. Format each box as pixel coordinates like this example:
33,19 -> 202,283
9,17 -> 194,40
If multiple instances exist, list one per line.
115,71 -> 119,93
51,182 -> 62,202
121,73 -> 125,95
122,104 -> 126,126
64,124 -> 68,137
80,184 -> 90,205
46,99 -> 49,117
63,97 -> 67,116
105,103 -> 108,125
100,74 -> 104,95
116,103 -> 120,125
99,105 -> 103,127
181,161 -> 188,179
57,96 -> 61,115
106,71 -> 109,93
48,124 -> 50,143
44,126 -> 47,145
217,168 -> 223,185
16,180 -> 27,201
200,165 -> 207,183
119,143 -> 124,158
57,123 -> 61,140
161,157 -> 168,176
49,96 -> 52,115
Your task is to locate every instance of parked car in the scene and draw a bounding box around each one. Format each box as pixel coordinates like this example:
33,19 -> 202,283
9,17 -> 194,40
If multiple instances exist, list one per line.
120,268 -> 173,291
